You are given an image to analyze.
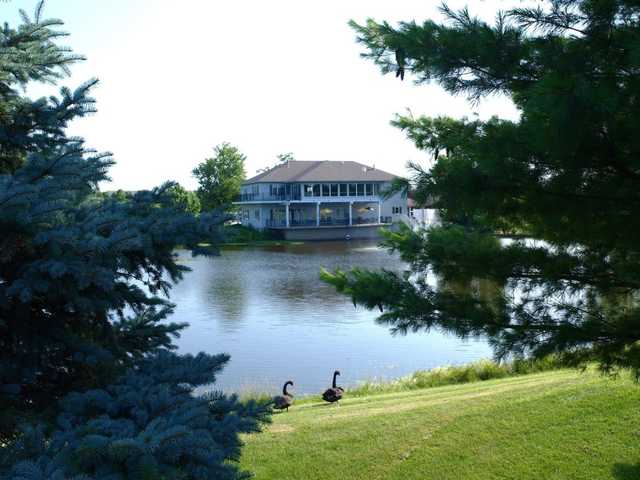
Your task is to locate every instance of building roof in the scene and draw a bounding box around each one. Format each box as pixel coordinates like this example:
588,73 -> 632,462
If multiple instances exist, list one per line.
244,160 -> 397,184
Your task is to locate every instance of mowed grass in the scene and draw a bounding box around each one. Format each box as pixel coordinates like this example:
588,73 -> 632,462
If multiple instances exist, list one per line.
240,369 -> 640,480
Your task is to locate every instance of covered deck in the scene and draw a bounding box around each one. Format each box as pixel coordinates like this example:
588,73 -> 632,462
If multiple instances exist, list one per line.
264,201 -> 391,229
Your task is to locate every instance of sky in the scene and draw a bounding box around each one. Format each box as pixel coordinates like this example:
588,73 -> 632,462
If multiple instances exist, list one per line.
3,0 -> 526,191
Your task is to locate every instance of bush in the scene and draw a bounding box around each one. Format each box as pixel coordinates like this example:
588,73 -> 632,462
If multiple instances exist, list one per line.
222,224 -> 279,243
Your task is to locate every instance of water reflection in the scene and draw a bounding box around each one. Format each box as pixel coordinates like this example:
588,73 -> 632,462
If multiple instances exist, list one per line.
168,240 -> 491,395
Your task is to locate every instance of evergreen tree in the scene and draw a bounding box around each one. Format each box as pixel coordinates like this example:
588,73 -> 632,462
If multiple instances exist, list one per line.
0,351 -> 269,480
323,1 -> 640,375
192,142 -> 246,211
0,4 -> 269,477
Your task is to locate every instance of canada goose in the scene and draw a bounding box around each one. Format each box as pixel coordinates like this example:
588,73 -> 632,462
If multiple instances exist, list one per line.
273,380 -> 294,412
322,370 -> 344,404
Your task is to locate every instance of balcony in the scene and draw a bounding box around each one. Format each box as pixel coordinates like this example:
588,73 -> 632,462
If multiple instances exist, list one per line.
235,193 -> 301,202
264,217 -> 393,229
235,193 -> 384,203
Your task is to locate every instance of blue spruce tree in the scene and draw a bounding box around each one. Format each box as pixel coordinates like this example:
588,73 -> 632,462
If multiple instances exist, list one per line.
0,2 -> 269,478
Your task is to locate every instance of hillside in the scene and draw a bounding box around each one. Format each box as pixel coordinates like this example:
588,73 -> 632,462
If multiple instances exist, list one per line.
240,370 -> 640,479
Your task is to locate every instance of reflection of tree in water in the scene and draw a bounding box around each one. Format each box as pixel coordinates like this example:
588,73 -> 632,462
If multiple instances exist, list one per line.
261,241 -> 403,312
206,272 -> 247,333
266,272 -> 345,307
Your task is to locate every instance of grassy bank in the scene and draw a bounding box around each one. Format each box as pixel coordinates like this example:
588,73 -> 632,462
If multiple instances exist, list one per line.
336,357 -> 566,399
240,369 -> 640,479
220,224 -> 303,247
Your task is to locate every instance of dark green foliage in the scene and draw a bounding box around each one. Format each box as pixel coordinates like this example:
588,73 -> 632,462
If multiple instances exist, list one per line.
223,224 -> 278,243
0,4 -> 269,478
324,1 -> 640,375
0,351 -> 271,480
0,3 -> 87,174
0,0 -> 225,435
192,142 -> 246,211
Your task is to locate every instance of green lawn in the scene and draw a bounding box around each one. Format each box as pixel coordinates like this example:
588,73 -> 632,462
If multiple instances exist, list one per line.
240,370 -> 640,479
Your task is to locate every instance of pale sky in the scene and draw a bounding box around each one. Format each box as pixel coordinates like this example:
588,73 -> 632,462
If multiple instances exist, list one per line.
3,0 -> 527,190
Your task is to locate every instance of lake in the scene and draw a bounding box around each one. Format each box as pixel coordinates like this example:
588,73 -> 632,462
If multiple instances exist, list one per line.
169,240 -> 491,396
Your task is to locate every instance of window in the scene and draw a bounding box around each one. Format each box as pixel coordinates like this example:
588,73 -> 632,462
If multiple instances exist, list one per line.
322,184 -> 330,196
348,183 -> 357,196
313,184 -> 321,196
254,209 -> 261,219
304,184 -> 313,196
270,184 -> 284,197
357,184 -> 365,196
339,184 -> 348,196
374,183 -> 381,195
392,206 -> 403,214
331,184 -> 339,196
366,183 -> 373,196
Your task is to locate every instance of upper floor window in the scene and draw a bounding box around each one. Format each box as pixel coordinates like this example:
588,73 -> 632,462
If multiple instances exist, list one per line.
348,183 -> 357,196
270,184 -> 285,197
392,206 -> 403,214
357,184 -> 365,196
331,184 -> 339,196
340,184 -> 348,196
304,184 -> 313,196
322,184 -> 330,196
313,184 -> 321,196
366,184 -> 373,196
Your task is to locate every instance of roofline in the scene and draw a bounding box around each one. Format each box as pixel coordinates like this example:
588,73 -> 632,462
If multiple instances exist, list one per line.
243,160 -> 398,184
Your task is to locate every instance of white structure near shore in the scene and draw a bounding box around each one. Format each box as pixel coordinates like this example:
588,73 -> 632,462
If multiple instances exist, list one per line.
234,160 -> 408,240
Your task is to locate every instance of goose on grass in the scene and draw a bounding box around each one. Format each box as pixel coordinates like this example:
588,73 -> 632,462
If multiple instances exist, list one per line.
273,380 -> 294,412
322,370 -> 344,404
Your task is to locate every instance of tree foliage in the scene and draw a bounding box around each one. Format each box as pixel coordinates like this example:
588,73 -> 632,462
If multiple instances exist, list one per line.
169,183 -> 201,214
0,3 -> 269,477
0,351 -> 269,480
324,0 -> 640,375
192,143 -> 246,211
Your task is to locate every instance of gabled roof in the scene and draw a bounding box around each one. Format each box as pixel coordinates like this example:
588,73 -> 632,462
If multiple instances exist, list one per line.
244,160 -> 397,184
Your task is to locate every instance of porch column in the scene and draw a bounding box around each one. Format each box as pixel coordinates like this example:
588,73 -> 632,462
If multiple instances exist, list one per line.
349,202 -> 353,226
316,202 -> 320,226
285,202 -> 290,227
378,201 -> 382,224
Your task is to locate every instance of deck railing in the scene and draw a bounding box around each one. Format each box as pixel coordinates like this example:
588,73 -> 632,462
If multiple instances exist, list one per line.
235,193 -> 301,202
264,217 -> 393,228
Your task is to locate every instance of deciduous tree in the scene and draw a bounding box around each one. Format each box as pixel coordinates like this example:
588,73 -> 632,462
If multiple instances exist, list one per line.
193,143 -> 246,210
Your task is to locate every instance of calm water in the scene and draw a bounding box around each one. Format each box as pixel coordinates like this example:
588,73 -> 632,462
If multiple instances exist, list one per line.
169,241 -> 491,395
